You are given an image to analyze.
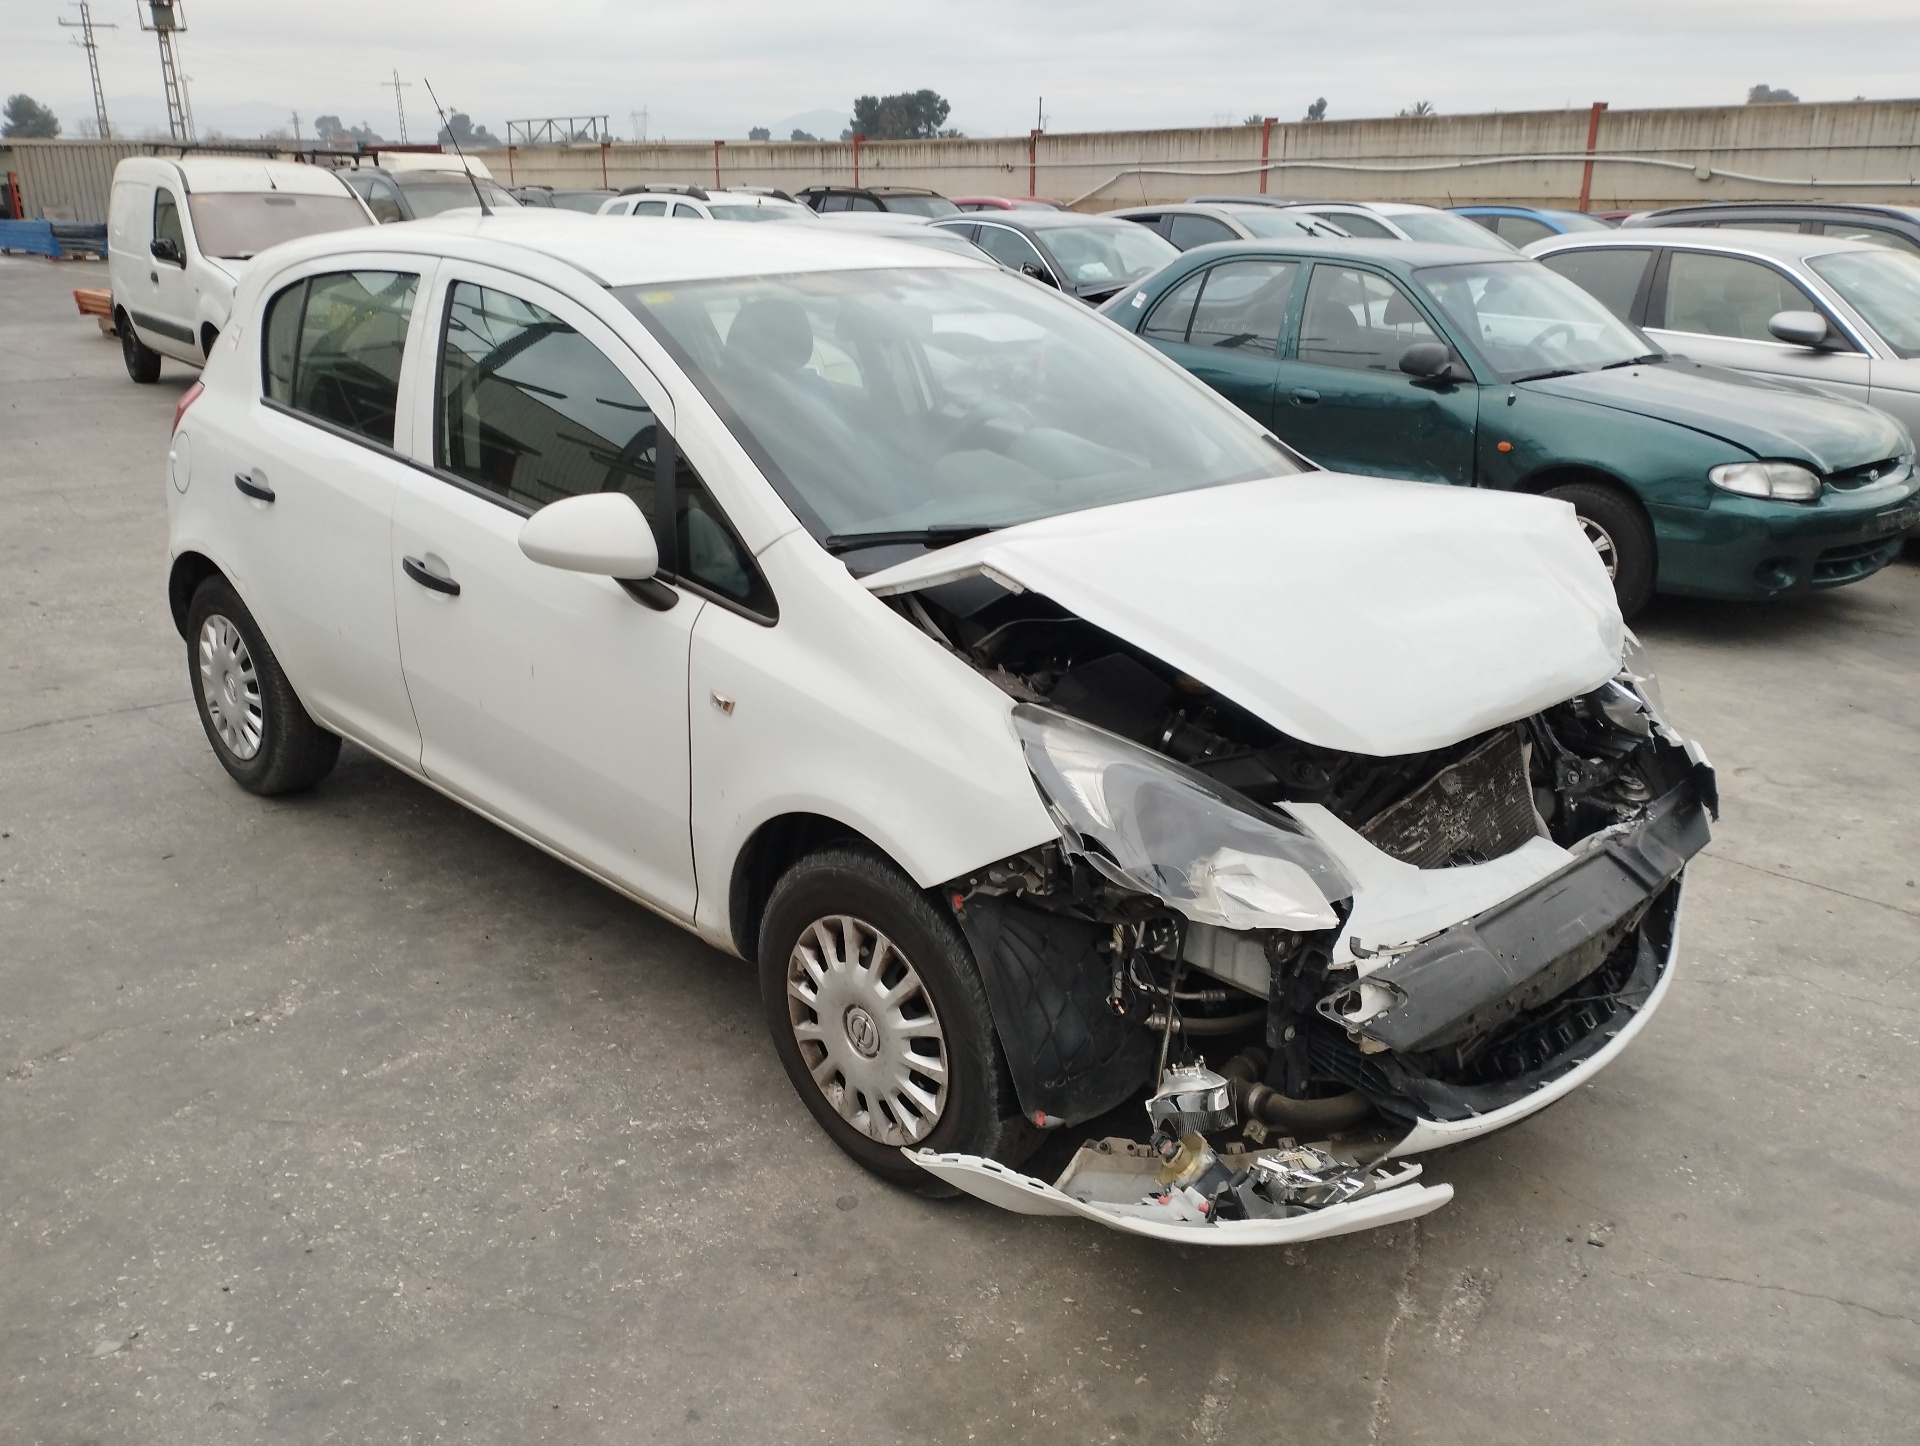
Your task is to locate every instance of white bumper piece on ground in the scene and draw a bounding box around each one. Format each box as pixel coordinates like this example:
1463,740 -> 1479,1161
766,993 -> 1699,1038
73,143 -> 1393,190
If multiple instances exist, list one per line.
905,1143 -> 1452,1245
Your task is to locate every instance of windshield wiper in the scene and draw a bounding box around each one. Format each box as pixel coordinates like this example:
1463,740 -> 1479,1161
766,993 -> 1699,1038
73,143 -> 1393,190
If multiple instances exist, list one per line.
821,523 -> 995,556
1509,367 -> 1581,382
1600,353 -> 1666,369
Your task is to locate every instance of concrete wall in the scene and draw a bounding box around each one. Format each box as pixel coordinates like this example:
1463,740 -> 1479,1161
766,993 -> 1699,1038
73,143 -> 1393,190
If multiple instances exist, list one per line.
9,99 -> 1920,223
482,99 -> 1920,211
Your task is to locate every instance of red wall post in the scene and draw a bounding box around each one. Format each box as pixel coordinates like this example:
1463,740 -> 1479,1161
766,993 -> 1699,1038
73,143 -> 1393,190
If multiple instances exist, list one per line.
1577,102 -> 1609,212
1029,128 -> 1041,197
852,134 -> 864,188
600,139 -> 610,188
1259,117 -> 1276,193
505,145 -> 516,186
713,139 -> 725,191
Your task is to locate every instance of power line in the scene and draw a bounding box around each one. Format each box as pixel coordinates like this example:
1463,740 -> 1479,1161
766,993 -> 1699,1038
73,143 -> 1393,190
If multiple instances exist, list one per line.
57,1 -> 116,140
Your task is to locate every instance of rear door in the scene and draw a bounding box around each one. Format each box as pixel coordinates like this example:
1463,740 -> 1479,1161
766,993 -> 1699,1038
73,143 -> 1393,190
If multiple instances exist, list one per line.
1138,257 -> 1298,425
215,257 -> 433,765
1276,262 -> 1479,484
1644,246 -> 1873,406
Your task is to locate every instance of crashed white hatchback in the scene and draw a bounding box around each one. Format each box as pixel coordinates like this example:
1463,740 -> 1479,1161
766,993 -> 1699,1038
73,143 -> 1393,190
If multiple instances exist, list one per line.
166,214 -> 1715,1246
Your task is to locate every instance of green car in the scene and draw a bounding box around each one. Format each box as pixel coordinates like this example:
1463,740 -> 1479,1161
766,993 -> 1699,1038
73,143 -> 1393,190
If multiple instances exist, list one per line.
1103,238 -> 1919,616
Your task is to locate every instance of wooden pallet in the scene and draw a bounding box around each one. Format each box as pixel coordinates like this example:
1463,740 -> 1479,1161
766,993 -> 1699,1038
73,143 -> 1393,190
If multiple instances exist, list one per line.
73,287 -> 116,337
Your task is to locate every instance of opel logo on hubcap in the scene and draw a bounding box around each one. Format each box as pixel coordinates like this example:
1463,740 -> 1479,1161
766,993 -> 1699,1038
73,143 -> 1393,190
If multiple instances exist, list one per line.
844,1006 -> 880,1058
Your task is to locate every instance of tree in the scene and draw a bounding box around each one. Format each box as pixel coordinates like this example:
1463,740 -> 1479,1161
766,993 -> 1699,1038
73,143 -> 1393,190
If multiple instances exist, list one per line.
846,89 -> 952,140
1304,97 -> 1328,122
315,115 -> 383,148
436,112 -> 502,149
748,126 -> 771,141
790,128 -> 818,142
1747,84 -> 1800,104
3,94 -> 61,139
1398,100 -> 1436,117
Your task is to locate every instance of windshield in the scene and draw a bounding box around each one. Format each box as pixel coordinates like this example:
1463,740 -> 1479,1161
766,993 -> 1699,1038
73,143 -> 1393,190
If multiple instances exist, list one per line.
878,194 -> 960,217
620,267 -> 1293,549
1416,259 -> 1654,380
552,191 -> 612,213
1553,211 -> 1615,233
1034,222 -> 1180,292
1807,248 -> 1920,358
1391,210 -> 1519,252
707,202 -> 813,222
1235,210 -> 1344,239
393,175 -> 519,217
184,192 -> 370,259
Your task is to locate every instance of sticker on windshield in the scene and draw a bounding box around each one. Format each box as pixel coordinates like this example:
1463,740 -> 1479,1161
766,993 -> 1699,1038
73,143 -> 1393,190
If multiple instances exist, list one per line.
1130,291 -> 1147,308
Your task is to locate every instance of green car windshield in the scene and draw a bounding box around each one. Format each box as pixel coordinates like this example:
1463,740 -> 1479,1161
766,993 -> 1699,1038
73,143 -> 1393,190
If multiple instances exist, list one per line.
621,267 -> 1293,546
1416,259 -> 1655,381
1807,248 -> 1920,358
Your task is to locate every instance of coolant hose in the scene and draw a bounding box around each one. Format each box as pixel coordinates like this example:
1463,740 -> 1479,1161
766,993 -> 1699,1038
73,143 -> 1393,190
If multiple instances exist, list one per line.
1218,1049 -> 1374,1133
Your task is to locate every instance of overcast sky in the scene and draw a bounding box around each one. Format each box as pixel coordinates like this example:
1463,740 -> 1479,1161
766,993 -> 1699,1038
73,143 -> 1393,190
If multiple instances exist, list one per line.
5,0 -> 1918,142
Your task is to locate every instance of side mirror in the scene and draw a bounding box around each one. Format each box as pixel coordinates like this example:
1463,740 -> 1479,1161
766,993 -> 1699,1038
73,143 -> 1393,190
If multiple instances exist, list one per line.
518,492 -> 659,580
1020,262 -> 1057,287
1398,341 -> 1457,379
149,236 -> 183,265
1768,310 -> 1831,349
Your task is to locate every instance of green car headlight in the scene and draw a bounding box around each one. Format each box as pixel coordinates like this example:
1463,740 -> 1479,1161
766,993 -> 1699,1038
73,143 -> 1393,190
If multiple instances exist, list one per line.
1708,460 -> 1823,502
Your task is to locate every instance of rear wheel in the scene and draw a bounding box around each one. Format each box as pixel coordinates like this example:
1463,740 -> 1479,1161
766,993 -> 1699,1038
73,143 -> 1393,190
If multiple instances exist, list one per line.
1546,481 -> 1655,620
186,576 -> 339,795
121,317 -> 161,383
759,848 -> 1027,1192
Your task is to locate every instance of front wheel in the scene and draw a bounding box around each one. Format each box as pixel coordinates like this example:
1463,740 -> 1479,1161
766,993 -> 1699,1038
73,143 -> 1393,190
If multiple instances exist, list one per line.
758,848 -> 1028,1191
186,576 -> 340,795
1545,481 -> 1656,620
121,319 -> 161,384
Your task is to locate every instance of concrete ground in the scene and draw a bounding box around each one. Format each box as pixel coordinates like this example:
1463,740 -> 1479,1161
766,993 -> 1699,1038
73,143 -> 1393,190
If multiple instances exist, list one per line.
2,251 -> 1916,1446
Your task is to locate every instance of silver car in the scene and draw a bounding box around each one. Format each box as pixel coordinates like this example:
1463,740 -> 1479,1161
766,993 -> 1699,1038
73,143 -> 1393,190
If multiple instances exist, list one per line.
1108,201 -> 1351,250
1525,227 -> 1920,443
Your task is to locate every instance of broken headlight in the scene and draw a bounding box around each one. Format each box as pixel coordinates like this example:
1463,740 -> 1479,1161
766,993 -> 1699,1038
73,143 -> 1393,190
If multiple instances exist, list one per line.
1011,703 -> 1352,931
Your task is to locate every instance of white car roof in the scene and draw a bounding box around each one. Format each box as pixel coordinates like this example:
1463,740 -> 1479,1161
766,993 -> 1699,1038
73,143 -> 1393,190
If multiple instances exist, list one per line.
254,210 -> 984,287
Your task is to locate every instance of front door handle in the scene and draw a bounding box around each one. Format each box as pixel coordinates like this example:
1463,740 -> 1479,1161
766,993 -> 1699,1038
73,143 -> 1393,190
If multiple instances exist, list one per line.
1289,388 -> 1321,405
234,471 -> 275,502
149,271 -> 159,285
402,555 -> 461,596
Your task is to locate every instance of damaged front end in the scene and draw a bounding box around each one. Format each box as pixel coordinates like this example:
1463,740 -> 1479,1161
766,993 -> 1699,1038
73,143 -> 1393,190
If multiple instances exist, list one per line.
894,579 -> 1714,1243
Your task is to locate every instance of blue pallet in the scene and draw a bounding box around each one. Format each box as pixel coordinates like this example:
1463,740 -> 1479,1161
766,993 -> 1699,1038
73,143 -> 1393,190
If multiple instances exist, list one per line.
0,219 -> 62,257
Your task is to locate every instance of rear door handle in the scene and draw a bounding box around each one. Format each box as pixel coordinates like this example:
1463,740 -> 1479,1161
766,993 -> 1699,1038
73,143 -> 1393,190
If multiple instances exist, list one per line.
1289,388 -> 1320,405
402,555 -> 461,596
234,471 -> 275,502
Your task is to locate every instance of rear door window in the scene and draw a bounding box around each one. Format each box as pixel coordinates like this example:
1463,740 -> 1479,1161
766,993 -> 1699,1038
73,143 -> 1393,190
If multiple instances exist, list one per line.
261,269 -> 419,446
1493,214 -> 1556,246
1168,213 -> 1236,249
1659,251 -> 1822,340
435,281 -> 772,614
1817,222 -> 1920,256
1186,259 -> 1298,354
1537,247 -> 1654,323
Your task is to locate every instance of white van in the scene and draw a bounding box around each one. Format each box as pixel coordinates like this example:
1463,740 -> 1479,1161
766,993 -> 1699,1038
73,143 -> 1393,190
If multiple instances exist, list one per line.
108,156 -> 373,383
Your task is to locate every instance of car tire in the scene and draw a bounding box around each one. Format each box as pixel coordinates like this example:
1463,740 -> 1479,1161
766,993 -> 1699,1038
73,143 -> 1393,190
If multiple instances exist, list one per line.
121,318 -> 162,384
1545,481 -> 1656,620
186,576 -> 340,795
759,847 -> 1029,1193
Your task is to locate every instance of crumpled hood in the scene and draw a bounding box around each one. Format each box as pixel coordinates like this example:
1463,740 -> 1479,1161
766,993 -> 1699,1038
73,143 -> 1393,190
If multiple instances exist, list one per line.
863,474 -> 1624,756
1524,360 -> 1908,472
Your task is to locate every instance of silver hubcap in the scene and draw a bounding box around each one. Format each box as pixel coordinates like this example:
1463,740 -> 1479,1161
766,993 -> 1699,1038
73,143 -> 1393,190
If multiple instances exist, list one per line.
1578,514 -> 1620,580
786,916 -> 948,1146
198,614 -> 264,760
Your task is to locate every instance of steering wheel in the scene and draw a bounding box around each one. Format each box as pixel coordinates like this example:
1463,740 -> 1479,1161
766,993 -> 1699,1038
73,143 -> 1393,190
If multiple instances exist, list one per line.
1533,322 -> 1580,353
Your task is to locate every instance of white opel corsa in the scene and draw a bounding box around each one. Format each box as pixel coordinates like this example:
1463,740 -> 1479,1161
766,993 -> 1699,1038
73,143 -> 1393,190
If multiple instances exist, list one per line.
164,213 -> 1715,1245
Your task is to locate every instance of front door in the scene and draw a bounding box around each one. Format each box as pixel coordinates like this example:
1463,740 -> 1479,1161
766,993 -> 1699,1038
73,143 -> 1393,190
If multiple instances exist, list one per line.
145,185 -> 199,358
1645,248 -> 1873,408
391,268 -> 701,917
219,260 -> 429,766
1277,262 -> 1479,484
1139,258 -> 1298,425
